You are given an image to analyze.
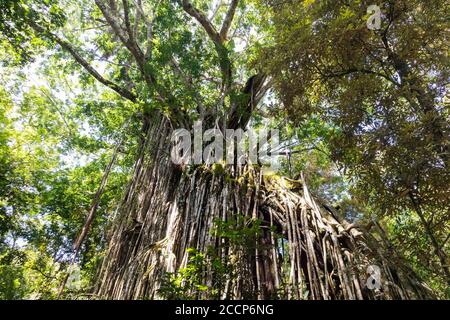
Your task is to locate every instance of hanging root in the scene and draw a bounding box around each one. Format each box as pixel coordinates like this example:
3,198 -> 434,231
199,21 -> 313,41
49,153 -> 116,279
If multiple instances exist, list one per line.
259,173 -> 433,299
93,119 -> 433,300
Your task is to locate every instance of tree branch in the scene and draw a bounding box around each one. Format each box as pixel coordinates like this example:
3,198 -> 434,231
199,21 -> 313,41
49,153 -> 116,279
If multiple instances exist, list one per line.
180,0 -> 222,44
122,0 -> 134,42
130,0 -> 159,60
73,123 -> 128,254
96,0 -> 161,93
95,0 -> 144,61
219,0 -> 239,41
209,0 -> 224,21
408,191 -> 450,284
29,21 -> 136,102
322,67 -> 400,86
180,0 -> 233,91
227,73 -> 268,130
97,0 -> 188,125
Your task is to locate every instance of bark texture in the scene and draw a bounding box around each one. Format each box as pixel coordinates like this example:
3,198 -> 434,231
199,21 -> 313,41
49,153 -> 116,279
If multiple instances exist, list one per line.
94,116 -> 432,300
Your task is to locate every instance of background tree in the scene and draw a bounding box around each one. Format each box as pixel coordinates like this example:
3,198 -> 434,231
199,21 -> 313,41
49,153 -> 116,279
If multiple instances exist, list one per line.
259,0 -> 449,291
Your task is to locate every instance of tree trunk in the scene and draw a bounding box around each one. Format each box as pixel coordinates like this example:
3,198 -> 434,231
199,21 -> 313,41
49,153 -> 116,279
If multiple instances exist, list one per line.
94,114 -> 433,300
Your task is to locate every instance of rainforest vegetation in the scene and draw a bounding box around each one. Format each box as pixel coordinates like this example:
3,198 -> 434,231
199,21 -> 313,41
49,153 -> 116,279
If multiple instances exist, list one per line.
0,0 -> 448,299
